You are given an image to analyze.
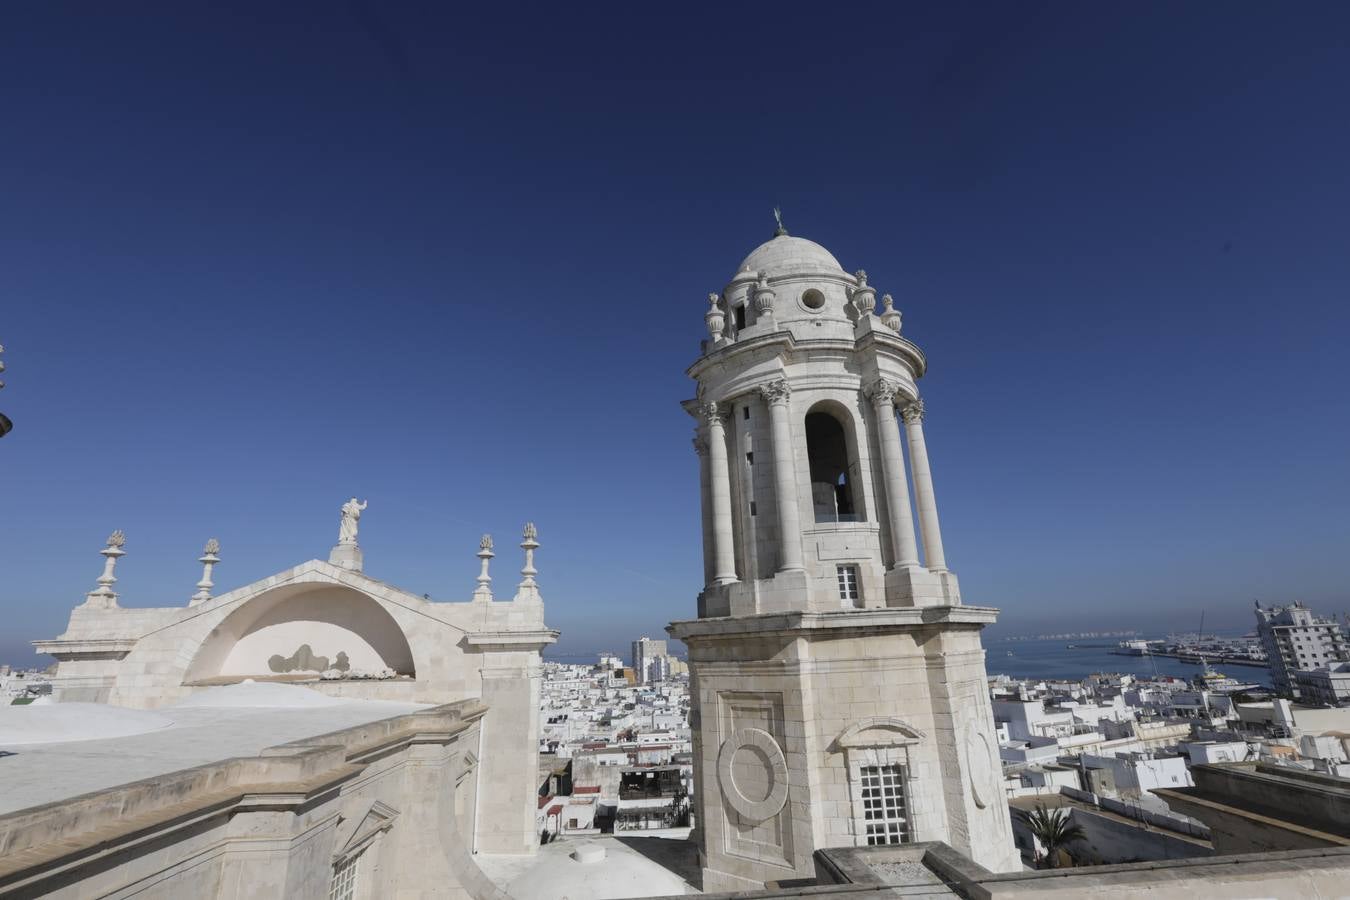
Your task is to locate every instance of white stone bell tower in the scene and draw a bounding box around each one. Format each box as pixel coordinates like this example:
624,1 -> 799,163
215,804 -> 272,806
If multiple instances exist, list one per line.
669,224 -> 1019,891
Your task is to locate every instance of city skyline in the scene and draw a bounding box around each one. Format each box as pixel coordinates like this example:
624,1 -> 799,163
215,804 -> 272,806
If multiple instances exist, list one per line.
5,3 -> 1350,666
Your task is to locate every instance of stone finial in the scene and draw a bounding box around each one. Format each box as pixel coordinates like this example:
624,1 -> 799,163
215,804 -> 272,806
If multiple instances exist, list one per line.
880,294 -> 902,332
86,530 -> 127,607
473,533 -> 495,602
705,293 -> 725,340
516,522 -> 541,602
901,399 -> 926,425
773,206 -> 788,237
752,271 -> 776,318
191,538 -> 221,606
849,269 -> 876,316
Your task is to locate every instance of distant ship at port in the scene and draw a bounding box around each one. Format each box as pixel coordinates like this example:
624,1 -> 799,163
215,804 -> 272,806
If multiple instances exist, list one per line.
1192,659 -> 1261,693
1110,631 -> 1268,669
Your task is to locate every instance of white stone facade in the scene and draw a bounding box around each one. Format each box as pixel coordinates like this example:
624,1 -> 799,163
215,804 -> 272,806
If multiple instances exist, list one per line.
33,514 -> 557,862
670,230 -> 1019,891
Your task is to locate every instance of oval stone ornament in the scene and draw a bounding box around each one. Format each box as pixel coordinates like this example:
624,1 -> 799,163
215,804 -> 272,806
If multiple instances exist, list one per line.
964,722 -> 996,809
716,727 -> 789,822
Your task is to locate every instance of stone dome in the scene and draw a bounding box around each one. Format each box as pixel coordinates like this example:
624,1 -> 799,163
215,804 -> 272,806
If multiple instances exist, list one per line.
735,234 -> 844,279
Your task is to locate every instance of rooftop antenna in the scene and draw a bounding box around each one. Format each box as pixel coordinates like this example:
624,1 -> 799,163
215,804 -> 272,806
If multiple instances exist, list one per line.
772,206 -> 788,237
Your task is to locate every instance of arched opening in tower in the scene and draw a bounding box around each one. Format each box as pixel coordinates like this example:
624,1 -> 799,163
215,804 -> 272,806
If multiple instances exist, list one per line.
805,412 -> 858,523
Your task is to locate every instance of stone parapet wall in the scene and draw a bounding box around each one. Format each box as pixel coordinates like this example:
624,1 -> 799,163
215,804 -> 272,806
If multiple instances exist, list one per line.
0,700 -> 503,900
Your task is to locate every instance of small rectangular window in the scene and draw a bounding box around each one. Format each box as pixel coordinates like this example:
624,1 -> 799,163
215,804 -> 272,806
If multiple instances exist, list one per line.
749,501 -> 757,517
743,407 -> 750,420
837,565 -> 860,606
734,305 -> 747,330
746,452 -> 754,465
330,850 -> 362,900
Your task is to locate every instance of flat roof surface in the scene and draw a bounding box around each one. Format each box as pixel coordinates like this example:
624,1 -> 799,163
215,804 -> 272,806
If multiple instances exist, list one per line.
0,700 -> 424,816
476,831 -> 700,898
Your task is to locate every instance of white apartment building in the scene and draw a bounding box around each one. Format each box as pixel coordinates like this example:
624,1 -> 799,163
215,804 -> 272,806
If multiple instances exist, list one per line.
1293,661 -> 1350,705
1255,601 -> 1350,695
1079,751 -> 1193,799
631,637 -> 668,685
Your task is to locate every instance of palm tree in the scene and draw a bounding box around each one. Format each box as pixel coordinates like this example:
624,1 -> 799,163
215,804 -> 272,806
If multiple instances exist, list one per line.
1025,803 -> 1086,869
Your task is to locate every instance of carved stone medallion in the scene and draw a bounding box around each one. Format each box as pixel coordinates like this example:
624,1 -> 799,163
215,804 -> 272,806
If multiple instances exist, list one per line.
716,727 -> 790,823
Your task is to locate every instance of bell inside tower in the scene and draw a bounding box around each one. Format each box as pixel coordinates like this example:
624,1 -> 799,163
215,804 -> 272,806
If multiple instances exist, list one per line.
805,411 -> 857,523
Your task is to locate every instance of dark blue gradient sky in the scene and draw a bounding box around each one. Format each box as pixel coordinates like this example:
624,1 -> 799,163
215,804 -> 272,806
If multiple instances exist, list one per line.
3,2 -> 1349,665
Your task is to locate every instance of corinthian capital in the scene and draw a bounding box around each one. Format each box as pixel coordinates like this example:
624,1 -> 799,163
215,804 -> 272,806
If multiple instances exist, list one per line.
692,434 -> 709,456
901,399 -> 926,424
758,378 -> 791,405
700,401 -> 727,426
866,378 -> 901,406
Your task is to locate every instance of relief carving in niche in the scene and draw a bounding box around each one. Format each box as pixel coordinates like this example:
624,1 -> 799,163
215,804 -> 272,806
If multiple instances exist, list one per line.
268,644 -> 350,673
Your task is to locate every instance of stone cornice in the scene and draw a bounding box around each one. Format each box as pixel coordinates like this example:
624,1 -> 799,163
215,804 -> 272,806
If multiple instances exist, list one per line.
462,629 -> 559,652
689,325 -> 928,383
667,605 -> 999,641
30,638 -> 137,660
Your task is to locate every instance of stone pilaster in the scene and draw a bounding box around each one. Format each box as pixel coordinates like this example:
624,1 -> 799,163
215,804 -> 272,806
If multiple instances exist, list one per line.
467,634 -> 552,856
693,432 -> 715,587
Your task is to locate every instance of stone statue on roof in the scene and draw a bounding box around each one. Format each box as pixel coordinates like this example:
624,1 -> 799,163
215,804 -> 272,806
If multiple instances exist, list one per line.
339,497 -> 367,544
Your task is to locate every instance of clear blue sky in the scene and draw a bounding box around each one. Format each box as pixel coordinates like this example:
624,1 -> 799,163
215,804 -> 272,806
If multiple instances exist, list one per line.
3,2 -> 1349,667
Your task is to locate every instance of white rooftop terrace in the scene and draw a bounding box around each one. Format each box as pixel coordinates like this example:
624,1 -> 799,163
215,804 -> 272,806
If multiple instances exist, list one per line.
0,682 -> 426,815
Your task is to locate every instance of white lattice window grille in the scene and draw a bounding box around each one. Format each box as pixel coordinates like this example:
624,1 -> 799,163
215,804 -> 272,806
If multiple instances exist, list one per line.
859,764 -> 909,845
837,565 -> 860,607
834,725 -> 924,847
329,848 -> 363,900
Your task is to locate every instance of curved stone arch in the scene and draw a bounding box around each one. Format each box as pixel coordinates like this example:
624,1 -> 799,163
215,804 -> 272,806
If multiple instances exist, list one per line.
802,397 -> 871,523
183,582 -> 417,682
830,716 -> 926,752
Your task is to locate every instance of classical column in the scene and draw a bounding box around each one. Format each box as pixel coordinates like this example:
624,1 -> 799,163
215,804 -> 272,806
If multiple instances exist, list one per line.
867,379 -> 920,568
703,401 -> 738,584
902,399 -> 947,572
759,379 -> 804,572
693,432 -> 716,587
